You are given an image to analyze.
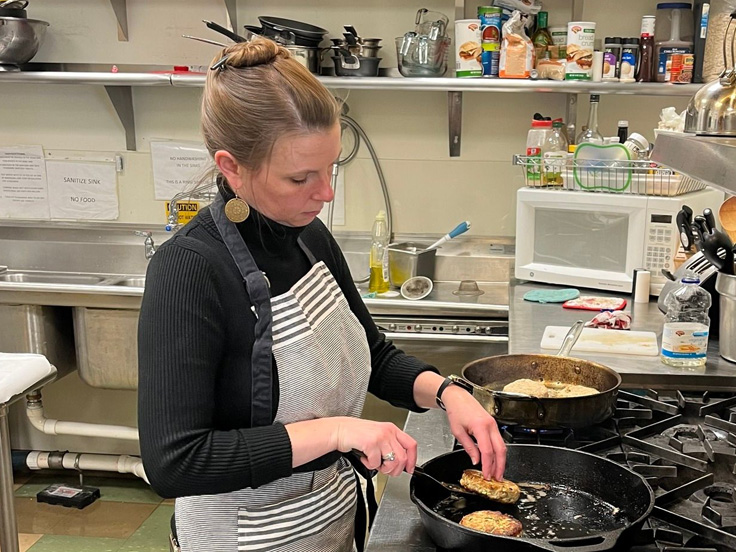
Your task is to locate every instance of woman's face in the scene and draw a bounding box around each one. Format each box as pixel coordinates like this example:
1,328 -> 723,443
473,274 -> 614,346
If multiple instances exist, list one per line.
225,123 -> 342,228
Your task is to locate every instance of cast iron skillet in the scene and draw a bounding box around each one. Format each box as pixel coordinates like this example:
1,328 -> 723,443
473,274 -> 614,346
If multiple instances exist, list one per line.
411,445 -> 654,552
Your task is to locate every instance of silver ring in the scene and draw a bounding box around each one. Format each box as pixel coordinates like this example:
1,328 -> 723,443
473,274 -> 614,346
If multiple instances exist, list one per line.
382,452 -> 396,462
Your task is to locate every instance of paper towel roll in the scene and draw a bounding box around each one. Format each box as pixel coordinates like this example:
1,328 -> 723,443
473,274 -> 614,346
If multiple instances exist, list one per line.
632,268 -> 651,303
592,51 -> 604,82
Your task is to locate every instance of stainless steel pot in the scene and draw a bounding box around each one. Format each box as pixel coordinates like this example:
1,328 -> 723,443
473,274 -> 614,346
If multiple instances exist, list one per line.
716,272 -> 736,362
330,53 -> 381,77
285,45 -> 323,75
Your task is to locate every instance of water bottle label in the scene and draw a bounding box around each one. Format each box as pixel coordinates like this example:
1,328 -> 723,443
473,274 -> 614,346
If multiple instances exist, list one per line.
661,323 -> 709,358
382,248 -> 389,282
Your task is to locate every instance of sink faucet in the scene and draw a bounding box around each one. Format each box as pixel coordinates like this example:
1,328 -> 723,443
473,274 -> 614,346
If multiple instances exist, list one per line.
135,231 -> 157,260
165,181 -> 218,232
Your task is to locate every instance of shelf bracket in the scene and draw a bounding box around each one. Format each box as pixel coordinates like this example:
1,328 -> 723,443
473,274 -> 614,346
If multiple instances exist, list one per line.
223,0 -> 238,33
455,0 -> 465,20
109,0 -> 129,42
448,91 -> 463,157
104,85 -> 136,151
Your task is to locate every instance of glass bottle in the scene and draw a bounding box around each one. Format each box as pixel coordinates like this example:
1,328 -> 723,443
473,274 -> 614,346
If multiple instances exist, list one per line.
542,121 -> 569,186
576,95 -> 604,145
368,210 -> 390,293
637,15 -> 656,82
532,11 -> 554,62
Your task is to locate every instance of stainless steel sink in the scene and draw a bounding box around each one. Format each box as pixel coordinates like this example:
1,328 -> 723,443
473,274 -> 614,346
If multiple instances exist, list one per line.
0,271 -> 105,285
109,277 -> 146,287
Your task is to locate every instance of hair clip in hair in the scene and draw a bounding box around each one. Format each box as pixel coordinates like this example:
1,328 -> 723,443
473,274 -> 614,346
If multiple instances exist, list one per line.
210,54 -> 230,72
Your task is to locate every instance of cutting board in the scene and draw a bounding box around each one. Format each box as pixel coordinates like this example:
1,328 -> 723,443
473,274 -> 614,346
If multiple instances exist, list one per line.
541,326 -> 659,357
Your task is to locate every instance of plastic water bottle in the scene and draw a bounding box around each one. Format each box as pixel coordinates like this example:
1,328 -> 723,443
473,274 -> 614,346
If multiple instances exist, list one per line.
368,210 -> 390,294
660,272 -> 711,367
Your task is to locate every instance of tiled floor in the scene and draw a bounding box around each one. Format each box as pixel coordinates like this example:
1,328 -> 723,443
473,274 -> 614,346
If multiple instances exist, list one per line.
3,470 -> 387,552
3,472 -> 174,552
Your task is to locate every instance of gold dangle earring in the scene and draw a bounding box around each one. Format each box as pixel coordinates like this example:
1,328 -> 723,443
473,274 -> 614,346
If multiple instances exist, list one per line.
224,195 -> 250,223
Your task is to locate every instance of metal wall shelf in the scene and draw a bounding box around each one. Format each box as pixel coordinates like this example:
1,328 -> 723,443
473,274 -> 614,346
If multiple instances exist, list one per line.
1,70 -> 701,153
0,71 -> 702,95
652,132 -> 736,195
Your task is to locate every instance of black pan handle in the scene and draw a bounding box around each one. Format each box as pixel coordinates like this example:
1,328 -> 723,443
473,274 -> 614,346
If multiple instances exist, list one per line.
203,19 -> 247,43
546,530 -> 619,552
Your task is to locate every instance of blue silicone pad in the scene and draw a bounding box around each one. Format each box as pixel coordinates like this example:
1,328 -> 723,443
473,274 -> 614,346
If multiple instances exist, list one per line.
523,288 -> 581,304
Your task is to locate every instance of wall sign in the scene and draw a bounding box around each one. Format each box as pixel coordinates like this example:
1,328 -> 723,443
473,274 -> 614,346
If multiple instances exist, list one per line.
150,141 -> 211,201
0,145 -> 50,219
46,161 -> 119,220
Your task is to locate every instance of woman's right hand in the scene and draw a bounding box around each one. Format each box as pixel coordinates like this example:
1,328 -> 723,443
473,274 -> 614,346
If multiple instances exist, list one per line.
332,417 -> 417,477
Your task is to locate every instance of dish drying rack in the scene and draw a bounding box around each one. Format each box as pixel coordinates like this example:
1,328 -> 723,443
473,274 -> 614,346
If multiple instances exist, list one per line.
512,154 -> 707,196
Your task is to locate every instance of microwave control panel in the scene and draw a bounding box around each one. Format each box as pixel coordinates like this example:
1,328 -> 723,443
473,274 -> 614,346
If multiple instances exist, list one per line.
645,214 -> 675,278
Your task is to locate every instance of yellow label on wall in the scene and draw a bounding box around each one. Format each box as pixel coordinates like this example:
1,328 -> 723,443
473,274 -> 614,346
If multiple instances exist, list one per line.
165,201 -> 199,225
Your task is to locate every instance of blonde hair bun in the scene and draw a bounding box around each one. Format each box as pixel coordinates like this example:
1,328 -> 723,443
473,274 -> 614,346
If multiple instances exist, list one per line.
225,37 -> 290,68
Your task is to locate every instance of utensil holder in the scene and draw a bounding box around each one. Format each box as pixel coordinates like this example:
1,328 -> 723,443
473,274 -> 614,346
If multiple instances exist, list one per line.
388,242 -> 436,287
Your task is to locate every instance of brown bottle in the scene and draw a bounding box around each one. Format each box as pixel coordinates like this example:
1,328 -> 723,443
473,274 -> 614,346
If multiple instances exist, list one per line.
637,15 -> 656,82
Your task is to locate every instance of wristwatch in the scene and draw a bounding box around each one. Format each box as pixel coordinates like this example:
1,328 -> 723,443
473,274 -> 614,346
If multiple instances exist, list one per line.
435,376 -> 472,410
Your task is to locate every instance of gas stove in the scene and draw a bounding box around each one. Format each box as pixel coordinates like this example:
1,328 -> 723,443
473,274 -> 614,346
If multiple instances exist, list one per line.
454,390 -> 736,552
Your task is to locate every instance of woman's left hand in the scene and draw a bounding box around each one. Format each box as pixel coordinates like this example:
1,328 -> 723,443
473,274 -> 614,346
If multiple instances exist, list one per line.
441,384 -> 507,481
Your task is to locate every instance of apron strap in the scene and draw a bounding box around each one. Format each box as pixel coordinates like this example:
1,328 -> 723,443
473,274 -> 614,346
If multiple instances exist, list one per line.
297,236 -> 319,266
211,194 -> 274,427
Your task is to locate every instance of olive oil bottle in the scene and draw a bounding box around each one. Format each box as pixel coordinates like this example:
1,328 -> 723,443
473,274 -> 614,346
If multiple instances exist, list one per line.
368,210 -> 390,293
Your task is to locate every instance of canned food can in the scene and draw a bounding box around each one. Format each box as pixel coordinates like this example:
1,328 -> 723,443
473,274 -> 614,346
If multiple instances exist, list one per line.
477,6 -> 501,51
455,19 -> 482,77
565,21 -> 596,80
668,53 -> 684,82
677,54 -> 694,83
481,49 -> 500,77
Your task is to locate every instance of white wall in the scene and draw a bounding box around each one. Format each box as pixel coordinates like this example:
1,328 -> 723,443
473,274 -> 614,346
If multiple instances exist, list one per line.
1,0 -> 694,454
2,0 -> 691,236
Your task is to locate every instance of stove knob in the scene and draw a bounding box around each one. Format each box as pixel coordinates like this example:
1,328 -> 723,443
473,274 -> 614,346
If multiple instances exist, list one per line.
415,325 -> 423,332
388,324 -> 397,331
475,327 -> 483,334
452,325 -> 459,333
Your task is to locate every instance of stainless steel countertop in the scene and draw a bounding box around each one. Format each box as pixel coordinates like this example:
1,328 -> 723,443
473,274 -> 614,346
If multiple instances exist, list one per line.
510,282 -> 736,391
365,280 -> 736,551
363,281 -> 509,318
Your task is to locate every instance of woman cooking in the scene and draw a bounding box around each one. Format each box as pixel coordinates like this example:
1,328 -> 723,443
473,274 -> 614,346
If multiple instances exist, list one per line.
137,37 -> 506,552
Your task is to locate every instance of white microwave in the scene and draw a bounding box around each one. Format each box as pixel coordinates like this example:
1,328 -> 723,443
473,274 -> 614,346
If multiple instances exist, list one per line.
515,187 -> 725,296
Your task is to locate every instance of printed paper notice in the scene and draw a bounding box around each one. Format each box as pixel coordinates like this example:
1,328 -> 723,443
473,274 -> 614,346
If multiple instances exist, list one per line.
0,145 -> 50,219
46,161 -> 119,220
150,141 -> 211,201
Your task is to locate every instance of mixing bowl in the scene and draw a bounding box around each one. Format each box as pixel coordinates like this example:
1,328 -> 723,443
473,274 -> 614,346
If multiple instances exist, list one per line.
0,16 -> 49,71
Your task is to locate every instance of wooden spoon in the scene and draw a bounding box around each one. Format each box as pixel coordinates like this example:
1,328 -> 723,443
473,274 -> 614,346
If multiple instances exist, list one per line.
719,197 -> 736,244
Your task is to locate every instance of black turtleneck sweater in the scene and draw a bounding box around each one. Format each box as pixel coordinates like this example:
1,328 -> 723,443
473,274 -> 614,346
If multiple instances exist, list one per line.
137,204 -> 438,499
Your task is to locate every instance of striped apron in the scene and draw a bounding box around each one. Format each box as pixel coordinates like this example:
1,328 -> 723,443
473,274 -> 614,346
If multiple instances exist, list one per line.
175,195 -> 372,552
